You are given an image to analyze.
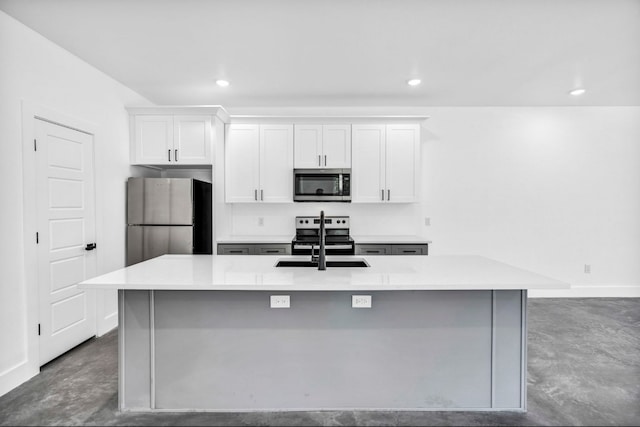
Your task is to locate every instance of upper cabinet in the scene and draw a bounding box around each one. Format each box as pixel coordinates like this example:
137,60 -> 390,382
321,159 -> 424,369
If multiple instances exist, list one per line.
294,124 -> 351,168
351,124 -> 420,203
225,124 -> 294,203
132,115 -> 211,165
127,106 -> 229,166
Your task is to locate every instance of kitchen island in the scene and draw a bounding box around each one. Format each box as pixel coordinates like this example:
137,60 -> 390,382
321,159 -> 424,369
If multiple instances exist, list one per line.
79,254 -> 569,412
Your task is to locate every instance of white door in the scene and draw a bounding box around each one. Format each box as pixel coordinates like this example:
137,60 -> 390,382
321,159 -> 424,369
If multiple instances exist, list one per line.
133,115 -> 173,164
260,125 -> 294,203
322,125 -> 351,168
173,115 -> 212,164
35,119 -> 97,365
351,124 -> 386,203
386,124 -> 420,203
294,124 -> 322,168
225,124 -> 261,202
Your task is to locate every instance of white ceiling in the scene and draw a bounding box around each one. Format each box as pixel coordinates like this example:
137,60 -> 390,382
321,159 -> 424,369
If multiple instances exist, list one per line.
1,0 -> 639,107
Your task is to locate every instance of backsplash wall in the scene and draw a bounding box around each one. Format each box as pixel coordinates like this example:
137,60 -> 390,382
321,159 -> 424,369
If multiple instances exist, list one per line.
227,202 -> 425,237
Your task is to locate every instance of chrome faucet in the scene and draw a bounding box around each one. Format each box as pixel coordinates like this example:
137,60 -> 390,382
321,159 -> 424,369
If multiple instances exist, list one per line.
318,210 -> 326,270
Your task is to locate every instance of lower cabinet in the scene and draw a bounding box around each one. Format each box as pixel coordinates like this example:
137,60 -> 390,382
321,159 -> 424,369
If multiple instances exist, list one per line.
217,243 -> 291,255
219,243 -> 427,256
356,243 -> 428,255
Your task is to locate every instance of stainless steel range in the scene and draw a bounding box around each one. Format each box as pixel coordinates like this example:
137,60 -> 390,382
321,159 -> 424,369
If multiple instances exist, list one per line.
291,215 -> 355,255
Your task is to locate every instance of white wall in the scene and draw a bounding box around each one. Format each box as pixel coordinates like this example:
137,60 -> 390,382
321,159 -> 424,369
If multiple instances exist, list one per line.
0,11 -> 153,396
222,106 -> 640,298
424,107 -> 640,297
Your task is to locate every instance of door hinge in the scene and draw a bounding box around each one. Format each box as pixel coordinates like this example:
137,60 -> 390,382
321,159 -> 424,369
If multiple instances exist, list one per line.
38,324 -> 41,336
34,139 -> 37,151
36,232 -> 39,244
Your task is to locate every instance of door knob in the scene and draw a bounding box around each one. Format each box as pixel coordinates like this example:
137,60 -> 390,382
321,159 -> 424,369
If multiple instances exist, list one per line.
85,243 -> 97,251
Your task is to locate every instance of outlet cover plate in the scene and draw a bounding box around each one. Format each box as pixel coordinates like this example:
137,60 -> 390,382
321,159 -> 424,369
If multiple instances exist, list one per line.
352,295 -> 372,308
270,295 -> 290,308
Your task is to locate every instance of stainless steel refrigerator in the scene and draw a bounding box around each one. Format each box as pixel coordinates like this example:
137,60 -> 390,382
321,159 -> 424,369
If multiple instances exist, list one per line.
126,177 -> 212,266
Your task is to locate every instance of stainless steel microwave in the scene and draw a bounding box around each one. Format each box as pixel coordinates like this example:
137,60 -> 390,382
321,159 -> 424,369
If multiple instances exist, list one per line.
293,169 -> 351,202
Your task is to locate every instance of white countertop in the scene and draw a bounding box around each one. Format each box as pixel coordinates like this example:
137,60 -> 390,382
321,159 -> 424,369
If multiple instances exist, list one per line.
216,235 -> 293,244
79,254 -> 569,291
352,235 -> 432,244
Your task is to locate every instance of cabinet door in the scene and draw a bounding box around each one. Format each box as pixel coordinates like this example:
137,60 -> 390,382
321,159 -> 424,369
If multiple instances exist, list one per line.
173,116 -> 212,164
351,124 -> 386,203
386,124 -> 420,203
294,125 -> 322,168
133,116 -> 173,164
322,125 -> 351,168
260,125 -> 294,203
225,124 -> 260,203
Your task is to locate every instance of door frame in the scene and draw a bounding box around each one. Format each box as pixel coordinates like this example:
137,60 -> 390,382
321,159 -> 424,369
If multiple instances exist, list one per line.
21,101 -> 101,372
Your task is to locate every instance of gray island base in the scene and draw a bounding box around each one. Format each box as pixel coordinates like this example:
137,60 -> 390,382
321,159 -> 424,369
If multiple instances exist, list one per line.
79,255 -> 569,412
121,289 -> 526,411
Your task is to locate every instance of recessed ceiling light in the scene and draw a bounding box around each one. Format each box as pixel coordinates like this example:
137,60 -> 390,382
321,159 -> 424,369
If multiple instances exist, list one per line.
216,80 -> 230,87
407,79 -> 421,86
569,88 -> 586,96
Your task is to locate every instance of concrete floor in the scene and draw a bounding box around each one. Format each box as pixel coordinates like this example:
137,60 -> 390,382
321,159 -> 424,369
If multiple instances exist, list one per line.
0,298 -> 638,426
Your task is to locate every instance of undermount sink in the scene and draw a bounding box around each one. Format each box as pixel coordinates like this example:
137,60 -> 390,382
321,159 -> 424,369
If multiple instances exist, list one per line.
275,258 -> 370,268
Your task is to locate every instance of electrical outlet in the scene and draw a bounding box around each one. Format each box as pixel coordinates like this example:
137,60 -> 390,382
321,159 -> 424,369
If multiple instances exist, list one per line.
352,295 -> 372,308
584,264 -> 591,274
258,217 -> 264,226
270,295 -> 290,308
424,217 -> 431,226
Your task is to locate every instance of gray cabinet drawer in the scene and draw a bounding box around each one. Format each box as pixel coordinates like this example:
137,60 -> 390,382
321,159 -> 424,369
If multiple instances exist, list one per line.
391,244 -> 428,255
253,244 -> 291,255
355,243 -> 429,256
218,244 -> 252,255
356,244 -> 393,255
218,243 -> 291,255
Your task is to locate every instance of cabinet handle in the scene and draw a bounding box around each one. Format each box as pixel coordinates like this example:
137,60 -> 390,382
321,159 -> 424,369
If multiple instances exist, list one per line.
261,189 -> 264,201
324,155 -> 327,166
168,149 -> 171,162
254,189 -> 258,201
265,250 -> 279,253
318,155 -> 321,166
174,149 -> 178,162
388,189 -> 391,201
366,250 -> 380,254
381,189 -> 384,201
229,250 -> 244,254
402,250 -> 417,253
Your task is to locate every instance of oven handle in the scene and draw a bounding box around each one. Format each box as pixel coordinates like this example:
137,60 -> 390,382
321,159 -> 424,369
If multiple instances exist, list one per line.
293,244 -> 353,250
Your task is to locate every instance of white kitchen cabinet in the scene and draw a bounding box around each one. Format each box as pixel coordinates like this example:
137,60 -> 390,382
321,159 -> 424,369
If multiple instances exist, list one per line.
294,124 -> 351,168
132,115 -> 212,165
225,124 -> 294,203
351,123 -> 420,203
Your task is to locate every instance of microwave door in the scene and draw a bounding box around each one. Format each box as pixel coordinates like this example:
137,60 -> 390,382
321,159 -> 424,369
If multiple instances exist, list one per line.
297,175 -> 338,196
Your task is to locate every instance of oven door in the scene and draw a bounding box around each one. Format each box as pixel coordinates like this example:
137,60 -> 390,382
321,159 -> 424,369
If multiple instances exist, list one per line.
293,169 -> 350,202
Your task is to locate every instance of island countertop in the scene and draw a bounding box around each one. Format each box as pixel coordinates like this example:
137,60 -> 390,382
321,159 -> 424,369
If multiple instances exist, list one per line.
78,254 -> 569,291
